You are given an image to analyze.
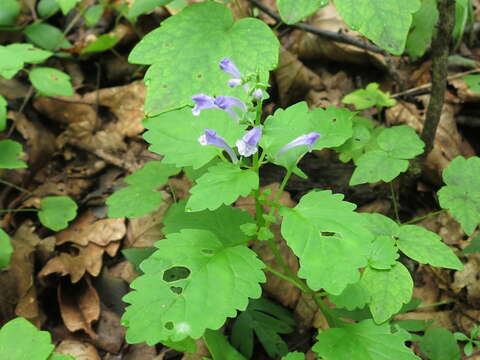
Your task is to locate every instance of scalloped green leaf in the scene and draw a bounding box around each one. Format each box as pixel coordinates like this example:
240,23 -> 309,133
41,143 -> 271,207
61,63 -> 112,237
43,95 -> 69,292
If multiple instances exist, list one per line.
261,102 -> 354,171
38,196 -> 78,231
438,156 -> 480,236
367,236 -> 399,270
328,282 -> 370,311
350,125 -> 424,185
186,163 -> 258,212
405,0 -> 439,57
0,140 -> 27,169
125,161 -> 180,187
163,200 -> 253,246
277,0 -> 328,24
143,107 -> 245,169
334,0 -> 421,55
0,228 -> 12,269
280,190 -> 373,294
128,2 -> 279,115
397,225 -> 463,270
0,317 -> 55,360
313,319 -> 420,360
359,212 -> 400,237
335,116 -> 374,163
342,83 -> 396,110
107,186 -> 164,218
122,229 -> 265,344
360,262 -> 413,323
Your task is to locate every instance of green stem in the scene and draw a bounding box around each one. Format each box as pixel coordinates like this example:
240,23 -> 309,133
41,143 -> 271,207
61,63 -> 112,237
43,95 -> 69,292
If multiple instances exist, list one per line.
403,209 -> 447,225
0,208 -> 39,213
264,265 -> 309,292
390,182 -> 400,223
418,299 -> 455,309
0,179 -> 33,195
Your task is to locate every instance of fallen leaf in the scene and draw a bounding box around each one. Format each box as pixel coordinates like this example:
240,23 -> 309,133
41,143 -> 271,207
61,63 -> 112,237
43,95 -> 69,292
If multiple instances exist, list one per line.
54,339 -> 101,360
93,306 -> 126,353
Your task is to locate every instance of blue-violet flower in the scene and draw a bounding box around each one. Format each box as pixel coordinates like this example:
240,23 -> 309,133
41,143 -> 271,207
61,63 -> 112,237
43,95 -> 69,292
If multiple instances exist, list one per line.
198,128 -> 238,163
236,126 -> 262,157
219,57 -> 242,88
192,94 -> 246,122
277,132 -> 321,156
252,89 -> 263,100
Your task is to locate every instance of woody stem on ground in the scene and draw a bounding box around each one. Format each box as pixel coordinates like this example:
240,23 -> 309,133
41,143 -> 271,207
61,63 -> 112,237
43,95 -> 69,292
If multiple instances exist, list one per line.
420,0 -> 456,158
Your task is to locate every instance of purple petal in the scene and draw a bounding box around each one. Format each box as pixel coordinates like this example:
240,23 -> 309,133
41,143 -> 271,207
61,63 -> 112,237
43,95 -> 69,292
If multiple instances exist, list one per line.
215,96 -> 246,112
277,132 -> 321,156
198,128 -> 238,163
192,94 -> 217,116
219,58 -> 242,79
252,89 -> 263,100
228,78 -> 242,88
236,127 -> 262,157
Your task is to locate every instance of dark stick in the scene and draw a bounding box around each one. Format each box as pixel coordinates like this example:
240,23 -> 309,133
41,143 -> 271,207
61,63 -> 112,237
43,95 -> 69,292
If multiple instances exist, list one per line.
420,0 -> 456,156
248,0 -> 386,55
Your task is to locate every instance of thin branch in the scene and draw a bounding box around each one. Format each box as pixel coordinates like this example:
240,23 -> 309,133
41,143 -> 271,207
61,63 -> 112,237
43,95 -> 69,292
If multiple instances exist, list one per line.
248,0 -> 386,55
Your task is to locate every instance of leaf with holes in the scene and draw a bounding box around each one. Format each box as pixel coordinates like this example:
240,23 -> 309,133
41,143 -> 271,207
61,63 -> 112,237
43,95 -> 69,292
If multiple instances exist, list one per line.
342,83 -> 396,110
29,67 -> 74,97
438,156 -> 480,235
350,125 -> 424,185
397,225 -> 463,270
334,0 -> 421,55
0,140 -> 27,169
0,229 -> 12,269
186,163 -> 258,212
107,186 -> 164,218
122,229 -> 265,344
143,107 -> 245,169
129,1 -> 279,115
280,190 -> 373,294
360,262 -> 413,324
38,196 -> 78,231
277,0 -> 328,24
313,319 -> 420,360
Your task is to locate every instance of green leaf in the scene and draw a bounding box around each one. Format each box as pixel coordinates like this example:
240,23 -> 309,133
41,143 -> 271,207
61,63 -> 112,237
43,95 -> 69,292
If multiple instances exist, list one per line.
438,156 -> 480,235
395,319 -> 434,332
350,125 -> 424,185
420,328 -> 460,360
0,45 -> 23,79
122,229 -> 265,344
405,0 -> 438,57
334,0 -> 421,55
163,200 -> 253,246
0,317 -> 55,359
277,0 -> 328,24
359,212 -> 399,237
38,196 -> 78,231
367,236 -> 399,270
231,298 -> 294,359
81,35 -> 119,54
313,319 -> 420,360
122,247 -> 156,274
0,94 -> 7,131
342,83 -> 396,110
57,0 -> 81,14
107,186 -> 163,218
397,225 -> 463,270
360,262 -> 413,324
261,102 -> 354,171
452,0 -> 470,41
328,282 -> 370,310
38,0 -> 60,18
0,140 -> 27,169
0,0 -> 20,26
127,0 -> 174,20
335,116 -> 374,163
6,43 -> 53,64
461,233 -> 480,254
161,337 -> 198,353
463,74 -> 480,93
186,163 -> 258,212
84,4 -> 104,26
24,23 -> 72,51
125,161 -> 180,188
280,190 -> 373,294
203,329 -> 246,360
128,2 -> 279,115
0,228 -> 13,269
29,67 -> 74,97
49,354 -> 75,360
282,352 -> 305,360
143,107 -> 245,169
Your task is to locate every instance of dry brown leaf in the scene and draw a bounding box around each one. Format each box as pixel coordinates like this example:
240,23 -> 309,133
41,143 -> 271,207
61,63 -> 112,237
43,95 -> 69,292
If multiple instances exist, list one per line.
450,77 -> 480,103
294,293 -> 318,331
94,306 -> 126,353
54,339 -> 101,360
58,277 -> 100,338
305,70 -> 354,108
453,254 -> 480,305
109,260 -> 138,284
124,344 -> 157,360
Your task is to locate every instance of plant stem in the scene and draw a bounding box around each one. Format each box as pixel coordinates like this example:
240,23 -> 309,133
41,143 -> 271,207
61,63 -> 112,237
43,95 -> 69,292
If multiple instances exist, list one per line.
403,209 -> 447,225
418,299 -> 455,309
264,265 -> 309,292
0,179 -> 33,195
0,208 -> 38,213
390,182 -> 400,223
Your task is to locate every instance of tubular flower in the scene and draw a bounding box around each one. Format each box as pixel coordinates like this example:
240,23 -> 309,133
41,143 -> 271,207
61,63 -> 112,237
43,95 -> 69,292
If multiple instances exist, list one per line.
252,89 -> 263,100
277,132 -> 321,156
219,57 -> 242,87
198,129 -> 238,163
236,126 -> 262,157
192,94 -> 246,122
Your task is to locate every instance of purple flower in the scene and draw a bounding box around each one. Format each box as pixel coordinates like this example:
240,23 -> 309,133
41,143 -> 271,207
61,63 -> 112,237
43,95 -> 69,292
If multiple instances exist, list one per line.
236,126 -> 262,157
252,89 -> 263,100
219,58 -> 242,87
198,129 -> 238,163
277,132 -> 321,156
192,94 -> 246,122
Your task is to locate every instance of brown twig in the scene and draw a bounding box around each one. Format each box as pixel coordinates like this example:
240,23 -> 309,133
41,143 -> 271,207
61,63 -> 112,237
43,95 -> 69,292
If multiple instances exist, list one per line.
248,0 -> 386,55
